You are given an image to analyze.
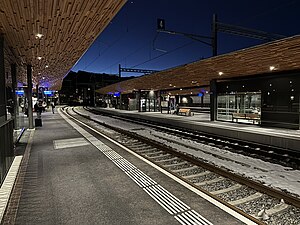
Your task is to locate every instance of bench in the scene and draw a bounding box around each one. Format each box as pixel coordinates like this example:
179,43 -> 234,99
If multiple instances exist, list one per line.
232,113 -> 260,123
178,108 -> 191,116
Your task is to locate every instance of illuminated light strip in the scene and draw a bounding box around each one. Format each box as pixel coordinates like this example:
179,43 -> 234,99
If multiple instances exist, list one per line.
0,156 -> 23,222
61,108 -> 261,225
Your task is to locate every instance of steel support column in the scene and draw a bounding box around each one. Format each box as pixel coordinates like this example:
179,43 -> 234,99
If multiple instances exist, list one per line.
210,79 -> 217,121
27,65 -> 34,129
0,35 -> 6,123
11,63 -> 19,129
212,14 -> 218,56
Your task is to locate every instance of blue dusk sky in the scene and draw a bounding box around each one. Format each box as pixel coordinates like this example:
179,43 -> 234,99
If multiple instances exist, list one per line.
71,0 -> 300,77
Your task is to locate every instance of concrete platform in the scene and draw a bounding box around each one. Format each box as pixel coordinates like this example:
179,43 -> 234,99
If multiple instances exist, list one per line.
93,107 -> 300,152
1,108 -> 250,225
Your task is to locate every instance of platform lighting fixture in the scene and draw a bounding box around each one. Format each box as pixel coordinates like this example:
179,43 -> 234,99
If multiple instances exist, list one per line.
218,72 -> 223,76
269,66 -> 275,71
35,33 -> 44,39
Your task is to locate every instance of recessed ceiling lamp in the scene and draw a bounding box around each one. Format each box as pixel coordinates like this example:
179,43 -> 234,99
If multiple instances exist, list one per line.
218,72 -> 223,76
37,56 -> 42,60
45,65 -> 49,68
269,66 -> 275,71
35,33 -> 44,39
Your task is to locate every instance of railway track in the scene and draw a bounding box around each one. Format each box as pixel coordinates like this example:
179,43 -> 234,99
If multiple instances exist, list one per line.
65,107 -> 300,225
85,107 -> 300,170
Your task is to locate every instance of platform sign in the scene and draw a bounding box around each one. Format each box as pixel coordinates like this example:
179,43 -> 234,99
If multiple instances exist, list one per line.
44,90 -> 54,96
157,18 -> 165,30
16,90 -> 24,96
114,92 -> 121,97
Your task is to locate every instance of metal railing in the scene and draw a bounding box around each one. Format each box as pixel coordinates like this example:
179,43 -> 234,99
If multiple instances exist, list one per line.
0,119 -> 14,185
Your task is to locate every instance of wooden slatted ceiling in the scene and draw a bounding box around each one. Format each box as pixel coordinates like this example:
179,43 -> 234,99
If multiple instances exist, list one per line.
97,35 -> 300,95
0,0 -> 126,89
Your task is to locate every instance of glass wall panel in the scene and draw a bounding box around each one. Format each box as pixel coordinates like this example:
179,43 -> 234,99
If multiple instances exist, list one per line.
217,92 -> 261,124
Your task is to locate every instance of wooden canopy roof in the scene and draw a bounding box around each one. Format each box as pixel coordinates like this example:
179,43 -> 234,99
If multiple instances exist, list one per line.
97,35 -> 300,95
0,0 -> 126,89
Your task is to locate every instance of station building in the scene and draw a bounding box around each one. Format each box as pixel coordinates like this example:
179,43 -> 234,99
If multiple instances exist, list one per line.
97,35 -> 300,130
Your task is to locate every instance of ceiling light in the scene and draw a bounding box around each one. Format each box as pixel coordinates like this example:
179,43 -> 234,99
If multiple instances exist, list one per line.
269,66 -> 275,71
37,56 -> 42,60
218,72 -> 223,76
45,65 -> 49,68
35,33 -> 44,39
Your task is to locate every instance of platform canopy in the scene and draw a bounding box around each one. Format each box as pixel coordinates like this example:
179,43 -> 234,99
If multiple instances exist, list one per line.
0,0 -> 126,89
97,35 -> 300,95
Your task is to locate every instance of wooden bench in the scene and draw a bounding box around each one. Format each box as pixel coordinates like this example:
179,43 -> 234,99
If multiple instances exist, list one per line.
178,108 -> 191,116
232,113 -> 260,123
232,113 -> 246,121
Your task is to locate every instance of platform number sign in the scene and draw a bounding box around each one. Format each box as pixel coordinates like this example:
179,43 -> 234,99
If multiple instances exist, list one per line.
157,18 -> 165,30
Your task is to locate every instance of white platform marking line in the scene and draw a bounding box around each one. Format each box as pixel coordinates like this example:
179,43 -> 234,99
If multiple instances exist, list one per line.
125,169 -> 156,188
133,169 -> 157,186
125,171 -> 145,188
177,213 -> 199,225
175,213 -> 194,225
153,185 -> 190,212
145,185 -> 184,214
104,151 -> 123,160
183,210 -> 213,225
179,212 -> 202,225
125,170 -> 152,188
144,186 -> 179,215
113,158 -> 136,171
143,187 -> 176,215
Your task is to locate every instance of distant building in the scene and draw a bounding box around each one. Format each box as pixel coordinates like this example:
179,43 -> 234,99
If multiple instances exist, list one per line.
59,70 -> 134,106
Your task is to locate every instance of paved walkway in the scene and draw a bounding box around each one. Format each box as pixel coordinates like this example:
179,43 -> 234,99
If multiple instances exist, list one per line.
1,108 -> 249,225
